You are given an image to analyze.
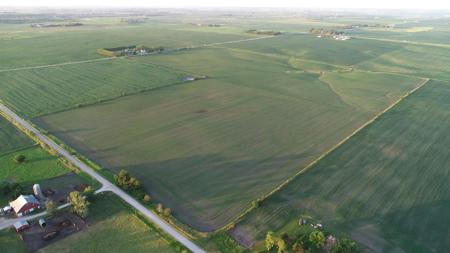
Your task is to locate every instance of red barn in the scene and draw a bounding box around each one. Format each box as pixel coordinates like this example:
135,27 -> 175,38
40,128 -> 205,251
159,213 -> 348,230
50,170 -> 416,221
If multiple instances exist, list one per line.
9,195 -> 40,217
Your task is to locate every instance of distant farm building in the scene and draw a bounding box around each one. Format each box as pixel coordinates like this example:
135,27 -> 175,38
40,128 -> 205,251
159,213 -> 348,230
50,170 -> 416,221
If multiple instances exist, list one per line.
9,195 -> 41,217
14,220 -> 30,232
184,76 -> 196,81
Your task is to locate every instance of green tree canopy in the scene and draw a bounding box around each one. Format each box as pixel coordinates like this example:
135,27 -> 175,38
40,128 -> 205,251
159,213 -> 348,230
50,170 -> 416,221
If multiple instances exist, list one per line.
68,191 -> 90,218
266,231 -> 276,252
309,231 -> 326,249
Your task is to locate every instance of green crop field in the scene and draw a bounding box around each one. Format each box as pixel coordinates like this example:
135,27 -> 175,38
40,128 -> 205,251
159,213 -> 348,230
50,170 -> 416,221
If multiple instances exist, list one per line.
0,59 -> 188,118
0,116 -> 33,154
1,10 -> 449,253
0,20 -> 254,69
234,80 -> 450,253
39,194 -> 178,253
356,44 -> 450,82
35,46 -> 424,231
224,34 -> 404,66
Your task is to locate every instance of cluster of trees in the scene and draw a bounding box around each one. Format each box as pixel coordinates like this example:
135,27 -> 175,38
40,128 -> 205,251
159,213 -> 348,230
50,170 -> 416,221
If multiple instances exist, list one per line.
114,169 -> 146,199
97,45 -> 165,57
309,28 -> 344,36
30,22 -> 83,28
156,203 -> 172,217
265,229 -> 358,253
67,191 -> 90,219
336,24 -> 394,29
114,169 -> 173,218
0,181 -> 23,201
246,29 -> 282,36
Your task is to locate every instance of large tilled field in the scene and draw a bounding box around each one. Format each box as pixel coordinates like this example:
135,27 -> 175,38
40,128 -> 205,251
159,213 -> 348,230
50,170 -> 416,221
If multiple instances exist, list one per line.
233,80 -> 450,253
35,46 -> 424,231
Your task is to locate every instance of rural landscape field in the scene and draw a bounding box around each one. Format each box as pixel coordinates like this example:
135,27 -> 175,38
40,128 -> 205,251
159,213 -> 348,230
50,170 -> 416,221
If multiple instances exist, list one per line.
0,4 -> 448,253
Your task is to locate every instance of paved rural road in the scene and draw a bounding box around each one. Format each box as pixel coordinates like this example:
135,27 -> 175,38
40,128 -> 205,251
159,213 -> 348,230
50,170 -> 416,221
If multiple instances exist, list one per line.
0,103 -> 206,253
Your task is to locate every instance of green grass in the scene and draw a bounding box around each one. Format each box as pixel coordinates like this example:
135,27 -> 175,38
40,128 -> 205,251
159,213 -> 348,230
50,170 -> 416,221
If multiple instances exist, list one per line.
0,146 -> 69,187
0,229 -> 27,253
0,145 -> 74,206
39,194 -> 177,253
0,58 -> 187,118
35,47 -> 423,231
234,80 -> 450,253
0,115 -> 74,205
0,116 -> 33,155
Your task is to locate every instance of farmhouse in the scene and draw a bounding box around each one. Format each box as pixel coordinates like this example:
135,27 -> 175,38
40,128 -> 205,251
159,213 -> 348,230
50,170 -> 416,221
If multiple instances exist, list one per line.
9,195 -> 41,217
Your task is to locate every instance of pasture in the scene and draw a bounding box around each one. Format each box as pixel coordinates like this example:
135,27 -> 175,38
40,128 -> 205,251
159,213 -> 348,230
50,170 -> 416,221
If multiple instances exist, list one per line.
0,229 -> 27,253
39,194 -> 178,253
0,146 -> 72,205
35,47 -> 424,231
233,80 -> 450,253
0,115 -> 76,205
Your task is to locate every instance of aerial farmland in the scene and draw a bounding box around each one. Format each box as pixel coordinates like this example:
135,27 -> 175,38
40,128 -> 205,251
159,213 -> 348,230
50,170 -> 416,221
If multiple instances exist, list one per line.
0,6 -> 449,253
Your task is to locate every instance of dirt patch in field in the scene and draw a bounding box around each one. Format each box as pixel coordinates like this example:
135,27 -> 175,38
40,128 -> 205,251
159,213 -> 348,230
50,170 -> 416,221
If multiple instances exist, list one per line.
229,226 -> 256,249
40,173 -> 87,205
73,183 -> 88,192
20,212 -> 87,252
382,145 -> 401,158
194,109 -> 208,114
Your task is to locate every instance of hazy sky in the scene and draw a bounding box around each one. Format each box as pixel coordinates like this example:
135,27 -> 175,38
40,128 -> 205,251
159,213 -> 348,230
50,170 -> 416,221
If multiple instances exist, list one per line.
1,0 -> 449,9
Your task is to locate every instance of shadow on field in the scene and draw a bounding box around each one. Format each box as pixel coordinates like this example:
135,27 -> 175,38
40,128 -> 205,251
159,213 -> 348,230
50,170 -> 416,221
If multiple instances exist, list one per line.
107,152 -> 313,231
49,127 -> 95,135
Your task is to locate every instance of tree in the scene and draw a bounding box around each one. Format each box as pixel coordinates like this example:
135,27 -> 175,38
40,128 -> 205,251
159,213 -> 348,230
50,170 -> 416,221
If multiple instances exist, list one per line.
83,186 -> 95,201
292,242 -> 305,253
331,237 -> 359,253
45,200 -> 57,217
277,239 -> 287,253
0,182 -> 23,200
163,207 -> 171,217
309,231 -> 326,249
266,231 -> 276,252
156,203 -> 164,214
68,191 -> 90,218
114,169 -> 142,192
14,154 -> 26,164
143,194 -> 151,203
252,199 -> 262,208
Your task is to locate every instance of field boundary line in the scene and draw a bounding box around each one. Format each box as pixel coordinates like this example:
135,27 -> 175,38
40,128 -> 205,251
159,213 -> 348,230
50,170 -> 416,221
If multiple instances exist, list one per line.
354,36 -> 450,49
218,77 -> 430,231
0,143 -> 39,158
0,57 -> 116,73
